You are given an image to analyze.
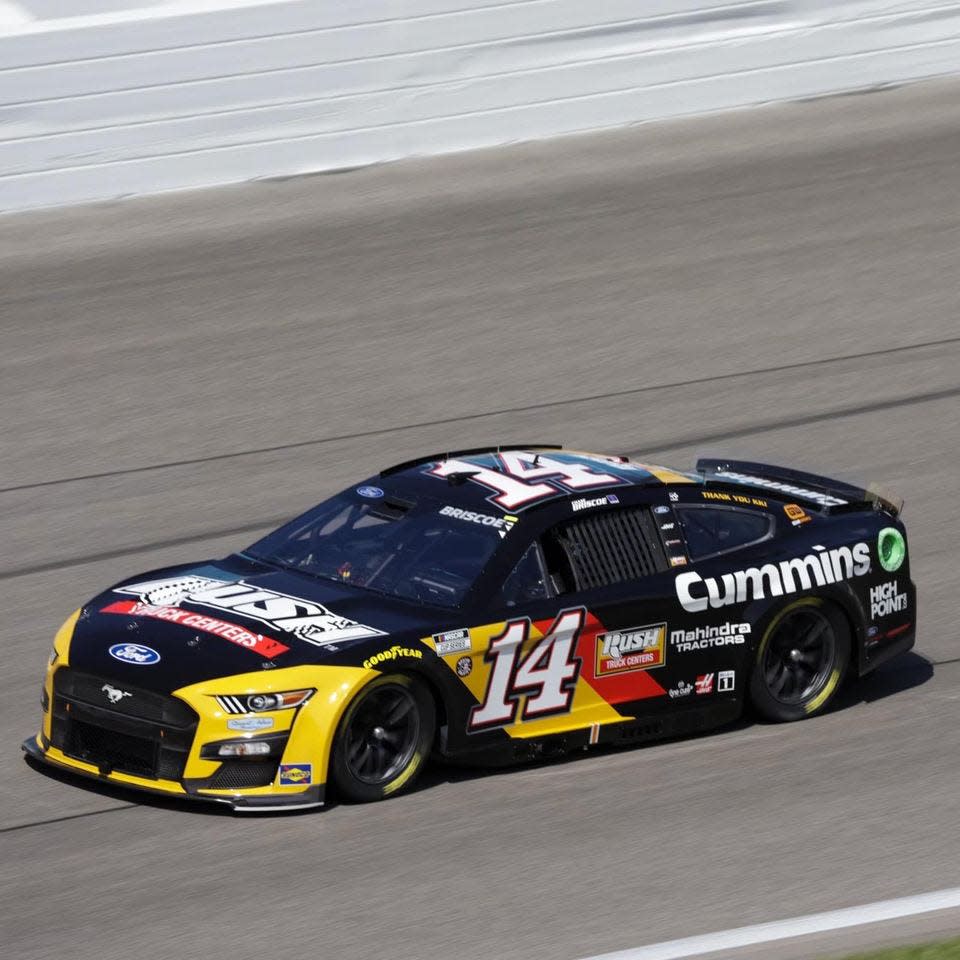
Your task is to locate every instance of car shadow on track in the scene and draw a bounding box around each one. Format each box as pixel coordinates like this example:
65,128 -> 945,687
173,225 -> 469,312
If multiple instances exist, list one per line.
22,651 -> 935,816
832,649 -> 935,709
410,651 -> 939,798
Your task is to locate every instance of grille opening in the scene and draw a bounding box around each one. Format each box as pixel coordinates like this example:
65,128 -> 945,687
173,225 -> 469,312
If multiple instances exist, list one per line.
51,668 -> 197,782
66,720 -> 156,777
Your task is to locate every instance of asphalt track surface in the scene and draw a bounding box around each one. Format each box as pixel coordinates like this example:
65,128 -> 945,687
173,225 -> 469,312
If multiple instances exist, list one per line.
2,76 -> 960,960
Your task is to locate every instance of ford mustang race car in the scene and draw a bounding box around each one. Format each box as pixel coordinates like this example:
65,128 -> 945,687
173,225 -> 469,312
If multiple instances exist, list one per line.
24,446 -> 915,810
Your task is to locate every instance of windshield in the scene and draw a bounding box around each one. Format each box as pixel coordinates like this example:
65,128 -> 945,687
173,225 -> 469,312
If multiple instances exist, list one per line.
244,492 -> 504,608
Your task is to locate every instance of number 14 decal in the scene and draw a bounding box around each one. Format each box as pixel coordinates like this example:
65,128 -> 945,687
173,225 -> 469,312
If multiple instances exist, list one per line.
469,608 -> 585,732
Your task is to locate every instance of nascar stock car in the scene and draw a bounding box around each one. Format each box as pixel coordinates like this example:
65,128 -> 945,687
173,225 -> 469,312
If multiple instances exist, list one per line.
24,446 -> 915,811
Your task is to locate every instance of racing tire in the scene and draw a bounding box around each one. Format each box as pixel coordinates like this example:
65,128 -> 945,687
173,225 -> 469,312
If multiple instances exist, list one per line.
749,597 -> 851,722
330,674 -> 435,803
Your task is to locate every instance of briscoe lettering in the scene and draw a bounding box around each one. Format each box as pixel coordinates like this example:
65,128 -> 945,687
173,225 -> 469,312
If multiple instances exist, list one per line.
870,580 -> 908,618
572,494 -> 619,513
116,575 -> 384,647
439,505 -> 515,535
671,622 -> 750,652
676,542 -> 870,613
363,645 -> 424,669
711,470 -> 848,507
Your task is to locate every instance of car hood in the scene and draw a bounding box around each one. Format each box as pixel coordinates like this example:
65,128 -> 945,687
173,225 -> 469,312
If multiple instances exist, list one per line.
66,555 -> 442,691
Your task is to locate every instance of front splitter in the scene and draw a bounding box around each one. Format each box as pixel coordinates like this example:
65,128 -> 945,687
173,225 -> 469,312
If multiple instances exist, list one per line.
22,737 -> 324,813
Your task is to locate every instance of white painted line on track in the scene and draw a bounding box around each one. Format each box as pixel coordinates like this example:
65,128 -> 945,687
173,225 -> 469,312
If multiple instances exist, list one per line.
578,887 -> 960,960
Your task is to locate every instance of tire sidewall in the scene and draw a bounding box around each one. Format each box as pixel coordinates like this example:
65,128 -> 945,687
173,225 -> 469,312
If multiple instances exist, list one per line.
749,597 -> 851,722
330,673 -> 435,803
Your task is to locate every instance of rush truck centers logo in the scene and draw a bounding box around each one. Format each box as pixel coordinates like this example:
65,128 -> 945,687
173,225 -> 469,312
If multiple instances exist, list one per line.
112,575 -> 384,647
595,623 -> 666,676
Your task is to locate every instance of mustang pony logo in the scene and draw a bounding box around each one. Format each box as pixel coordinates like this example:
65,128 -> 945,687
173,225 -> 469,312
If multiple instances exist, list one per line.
101,684 -> 132,704
114,575 -> 384,648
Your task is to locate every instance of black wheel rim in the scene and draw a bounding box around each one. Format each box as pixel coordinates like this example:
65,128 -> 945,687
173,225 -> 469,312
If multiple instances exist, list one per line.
762,607 -> 836,706
343,684 -> 420,785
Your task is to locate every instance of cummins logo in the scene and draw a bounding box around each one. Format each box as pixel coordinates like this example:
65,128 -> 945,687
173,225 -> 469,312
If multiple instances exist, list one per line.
675,542 -> 870,613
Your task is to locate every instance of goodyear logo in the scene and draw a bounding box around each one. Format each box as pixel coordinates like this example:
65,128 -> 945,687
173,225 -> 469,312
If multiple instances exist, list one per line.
363,644 -> 424,670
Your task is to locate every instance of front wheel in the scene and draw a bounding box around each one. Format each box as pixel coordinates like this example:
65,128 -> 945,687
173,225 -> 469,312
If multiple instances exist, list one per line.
330,674 -> 435,803
749,598 -> 850,722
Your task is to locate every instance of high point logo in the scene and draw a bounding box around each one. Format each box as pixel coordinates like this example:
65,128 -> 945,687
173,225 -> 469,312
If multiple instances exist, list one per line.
870,580 -> 907,619
675,542 -> 870,613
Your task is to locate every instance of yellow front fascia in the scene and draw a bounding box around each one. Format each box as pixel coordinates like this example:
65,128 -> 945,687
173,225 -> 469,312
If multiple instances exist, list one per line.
34,609 -> 380,802
174,664 -> 376,797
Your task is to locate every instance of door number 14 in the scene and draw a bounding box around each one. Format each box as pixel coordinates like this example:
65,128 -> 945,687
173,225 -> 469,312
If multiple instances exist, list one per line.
468,608 -> 585,731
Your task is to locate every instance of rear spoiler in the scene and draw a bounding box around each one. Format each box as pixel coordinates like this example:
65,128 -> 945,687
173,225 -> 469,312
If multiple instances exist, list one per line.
696,459 -> 903,516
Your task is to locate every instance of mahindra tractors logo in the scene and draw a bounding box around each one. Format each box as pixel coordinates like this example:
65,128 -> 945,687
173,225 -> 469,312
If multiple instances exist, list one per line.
675,542 -> 870,613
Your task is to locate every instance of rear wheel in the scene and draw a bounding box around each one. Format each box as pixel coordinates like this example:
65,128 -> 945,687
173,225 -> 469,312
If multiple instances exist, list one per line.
749,598 -> 850,722
330,674 -> 435,803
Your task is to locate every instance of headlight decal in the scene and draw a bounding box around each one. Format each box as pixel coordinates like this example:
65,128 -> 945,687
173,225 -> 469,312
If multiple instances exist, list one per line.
214,689 -> 313,714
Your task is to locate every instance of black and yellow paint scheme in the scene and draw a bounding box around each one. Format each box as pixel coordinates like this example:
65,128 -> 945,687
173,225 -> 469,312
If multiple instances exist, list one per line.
23,447 -> 917,810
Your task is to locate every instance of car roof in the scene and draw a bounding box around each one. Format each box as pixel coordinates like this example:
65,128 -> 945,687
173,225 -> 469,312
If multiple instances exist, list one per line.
374,445 -> 699,514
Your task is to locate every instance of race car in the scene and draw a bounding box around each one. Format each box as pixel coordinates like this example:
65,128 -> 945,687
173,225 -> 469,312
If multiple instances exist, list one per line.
24,446 -> 915,811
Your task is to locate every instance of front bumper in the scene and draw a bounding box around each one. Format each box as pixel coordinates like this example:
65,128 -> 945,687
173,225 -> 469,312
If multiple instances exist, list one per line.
22,734 -> 325,812
29,650 -> 375,813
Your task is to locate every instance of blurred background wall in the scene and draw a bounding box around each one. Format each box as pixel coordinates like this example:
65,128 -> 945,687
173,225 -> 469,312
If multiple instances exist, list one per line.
1,0 -> 959,212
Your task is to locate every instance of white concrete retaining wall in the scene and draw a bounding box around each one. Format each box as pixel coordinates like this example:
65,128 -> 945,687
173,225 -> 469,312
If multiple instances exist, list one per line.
1,0 -> 959,212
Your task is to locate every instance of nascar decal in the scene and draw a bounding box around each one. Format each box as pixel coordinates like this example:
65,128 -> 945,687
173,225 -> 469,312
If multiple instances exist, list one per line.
675,542 -> 870,612
101,600 -> 289,658
595,623 -> 666,677
428,452 -> 625,511
113,575 -> 385,647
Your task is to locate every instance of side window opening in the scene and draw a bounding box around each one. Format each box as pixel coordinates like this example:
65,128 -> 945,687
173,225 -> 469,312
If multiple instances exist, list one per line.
502,542 -> 550,607
675,506 -> 773,561
541,507 -> 667,593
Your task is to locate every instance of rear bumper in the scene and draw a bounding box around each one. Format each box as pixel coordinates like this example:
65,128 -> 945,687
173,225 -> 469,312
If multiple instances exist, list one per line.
22,735 -> 324,812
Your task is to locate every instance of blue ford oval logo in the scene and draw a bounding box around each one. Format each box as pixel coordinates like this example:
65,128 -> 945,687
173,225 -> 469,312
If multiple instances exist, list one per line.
356,485 -> 384,499
108,643 -> 161,665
